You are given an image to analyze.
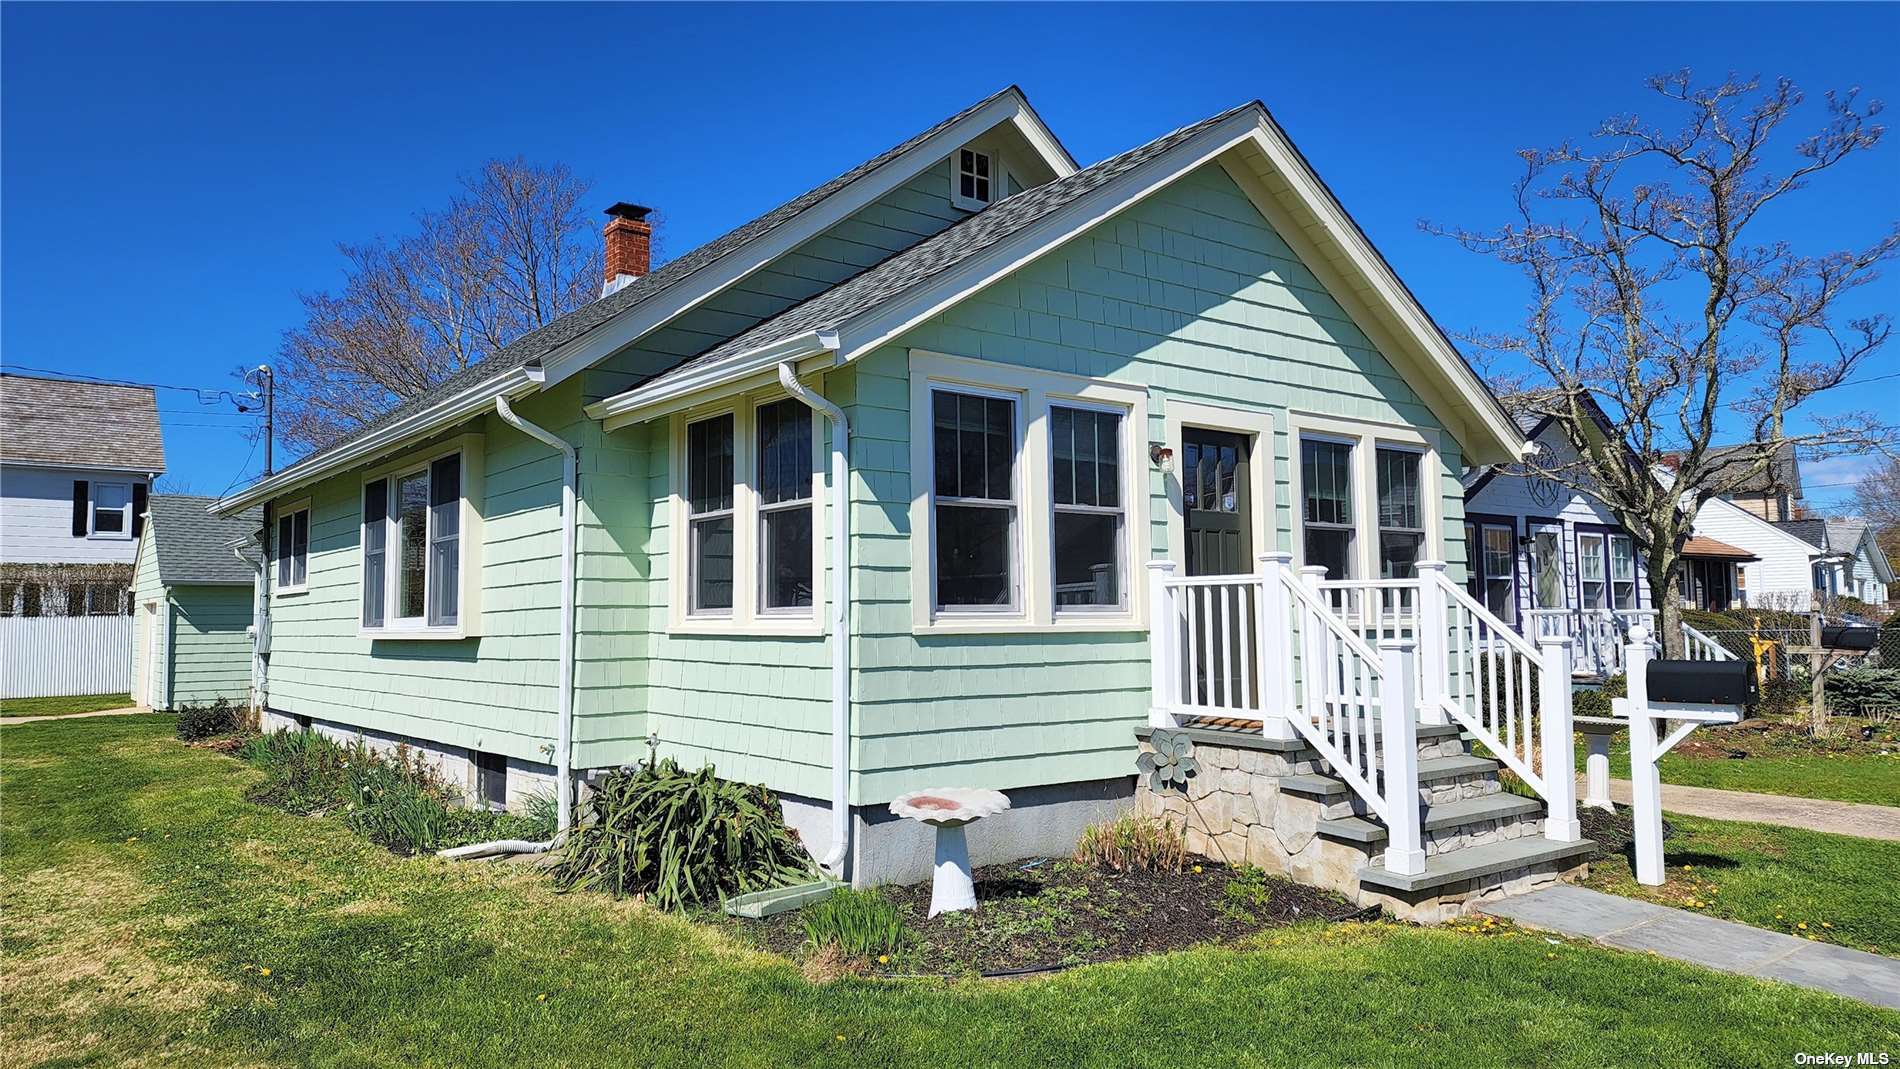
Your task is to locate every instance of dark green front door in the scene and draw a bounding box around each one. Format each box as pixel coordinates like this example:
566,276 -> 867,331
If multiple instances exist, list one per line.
1183,429 -> 1252,576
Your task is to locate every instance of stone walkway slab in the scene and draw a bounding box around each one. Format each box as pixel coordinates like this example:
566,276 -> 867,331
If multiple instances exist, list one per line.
1580,774 -> 1900,842
1480,884 -> 1900,1010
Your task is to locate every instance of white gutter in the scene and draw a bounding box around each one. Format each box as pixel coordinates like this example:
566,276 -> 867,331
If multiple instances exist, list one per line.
587,331 -> 838,430
776,361 -> 853,875
213,365 -> 539,516
444,391 -> 579,859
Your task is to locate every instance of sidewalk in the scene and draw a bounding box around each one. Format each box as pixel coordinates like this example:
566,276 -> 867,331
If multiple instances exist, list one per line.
1580,774 -> 1900,842
1,706 -> 145,726
1480,884 -> 1900,1010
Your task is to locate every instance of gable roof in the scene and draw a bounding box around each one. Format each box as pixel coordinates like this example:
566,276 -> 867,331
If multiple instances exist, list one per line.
146,495 -> 262,585
0,373 -> 166,473
588,101 -> 1526,465
1667,441 -> 1803,500
1773,518 -> 1831,553
217,87 -> 1074,516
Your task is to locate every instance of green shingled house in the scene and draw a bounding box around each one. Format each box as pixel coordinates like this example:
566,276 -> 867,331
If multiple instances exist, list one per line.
213,88 -> 1535,886
131,495 -> 262,711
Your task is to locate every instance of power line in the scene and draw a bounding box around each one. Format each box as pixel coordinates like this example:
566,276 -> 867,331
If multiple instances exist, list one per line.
217,436 -> 262,498
1,363 -> 262,411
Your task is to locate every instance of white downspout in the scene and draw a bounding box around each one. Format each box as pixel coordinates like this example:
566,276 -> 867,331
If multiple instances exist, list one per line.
439,393 -> 578,860
777,361 -> 852,876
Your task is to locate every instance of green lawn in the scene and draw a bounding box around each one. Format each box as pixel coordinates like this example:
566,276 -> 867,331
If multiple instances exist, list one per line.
4,716 -> 1896,1068
0,691 -> 134,717
1575,720 -> 1900,806
1581,814 -> 1900,957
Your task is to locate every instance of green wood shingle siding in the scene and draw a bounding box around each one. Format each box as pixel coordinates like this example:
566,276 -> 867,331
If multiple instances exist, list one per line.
167,585 -> 253,706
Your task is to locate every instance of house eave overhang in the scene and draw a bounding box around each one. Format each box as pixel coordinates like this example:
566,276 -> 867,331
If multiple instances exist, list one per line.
536,90 -> 1076,391
211,365 -> 539,516
0,457 -> 165,477
588,332 -> 840,430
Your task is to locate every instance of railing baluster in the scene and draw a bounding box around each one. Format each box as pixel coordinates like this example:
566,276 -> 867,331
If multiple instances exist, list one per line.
1217,582 -> 1233,709
1185,585 -> 1202,709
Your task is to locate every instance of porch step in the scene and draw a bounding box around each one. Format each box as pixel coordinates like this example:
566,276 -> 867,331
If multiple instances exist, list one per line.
1315,793 -> 1545,845
1279,754 -> 1500,801
1357,836 -> 1597,894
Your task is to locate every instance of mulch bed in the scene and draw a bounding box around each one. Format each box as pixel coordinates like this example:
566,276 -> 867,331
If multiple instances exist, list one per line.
727,858 -> 1371,978
1670,714 -> 1898,762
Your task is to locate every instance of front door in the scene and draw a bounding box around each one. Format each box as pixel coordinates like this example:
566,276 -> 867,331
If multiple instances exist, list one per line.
1182,429 -> 1252,576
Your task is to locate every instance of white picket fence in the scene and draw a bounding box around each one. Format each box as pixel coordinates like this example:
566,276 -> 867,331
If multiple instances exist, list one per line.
1,615 -> 133,699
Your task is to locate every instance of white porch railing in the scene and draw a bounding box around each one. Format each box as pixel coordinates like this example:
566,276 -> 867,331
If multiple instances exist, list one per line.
1524,608 -> 1657,678
1681,622 -> 1738,661
1148,556 -> 1583,870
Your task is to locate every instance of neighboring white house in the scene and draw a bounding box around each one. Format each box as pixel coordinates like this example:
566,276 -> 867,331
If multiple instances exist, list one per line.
0,373 -> 166,613
1824,519 -> 1893,609
1684,497 -> 1846,610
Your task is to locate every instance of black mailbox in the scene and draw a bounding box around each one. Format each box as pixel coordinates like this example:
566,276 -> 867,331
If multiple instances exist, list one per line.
1820,625 -> 1878,652
1647,659 -> 1759,707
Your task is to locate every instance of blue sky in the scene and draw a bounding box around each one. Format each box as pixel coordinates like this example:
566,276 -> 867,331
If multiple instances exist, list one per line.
4,3 -> 1895,509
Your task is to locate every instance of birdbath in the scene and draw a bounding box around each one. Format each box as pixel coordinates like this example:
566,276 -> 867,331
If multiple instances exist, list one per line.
889,788 -> 1010,917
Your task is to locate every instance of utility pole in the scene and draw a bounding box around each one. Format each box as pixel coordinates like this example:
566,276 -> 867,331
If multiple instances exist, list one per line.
251,364 -> 275,476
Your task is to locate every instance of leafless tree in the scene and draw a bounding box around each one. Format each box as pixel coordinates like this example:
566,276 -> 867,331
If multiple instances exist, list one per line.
277,158 -> 604,451
1430,72 -> 1899,656
1853,457 -> 1900,575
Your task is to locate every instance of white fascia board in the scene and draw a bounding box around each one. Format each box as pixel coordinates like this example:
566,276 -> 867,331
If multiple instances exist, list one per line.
589,332 -> 838,431
538,91 -> 1069,391
1011,108 -> 1078,176
211,366 -> 537,516
832,113 -> 1264,363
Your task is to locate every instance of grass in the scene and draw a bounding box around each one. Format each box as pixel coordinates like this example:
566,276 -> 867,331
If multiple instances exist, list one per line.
1,691 -> 133,717
1581,813 -> 1900,958
1573,714 -> 1900,806
3,716 -> 1896,1068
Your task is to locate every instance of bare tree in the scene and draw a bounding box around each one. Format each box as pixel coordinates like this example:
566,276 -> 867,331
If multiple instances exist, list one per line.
1431,72 -> 1899,656
1853,457 -> 1900,575
277,158 -> 603,451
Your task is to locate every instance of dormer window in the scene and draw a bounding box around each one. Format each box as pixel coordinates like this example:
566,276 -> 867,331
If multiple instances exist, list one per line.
953,148 -> 993,211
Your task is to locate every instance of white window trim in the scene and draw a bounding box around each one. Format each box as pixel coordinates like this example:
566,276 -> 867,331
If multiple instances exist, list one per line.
1286,411 -> 1443,580
907,350 -> 1149,634
87,481 -> 135,540
354,434 -> 486,640
1160,400 -> 1275,568
666,390 -> 826,637
951,147 -> 997,212
272,498 -> 312,598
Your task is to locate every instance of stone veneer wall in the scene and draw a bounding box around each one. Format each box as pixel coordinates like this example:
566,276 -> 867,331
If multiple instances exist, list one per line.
1134,731 -> 1585,922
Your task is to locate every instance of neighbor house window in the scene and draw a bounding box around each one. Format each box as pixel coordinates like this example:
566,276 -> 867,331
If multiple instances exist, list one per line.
1578,532 -> 1607,609
1302,438 -> 1354,579
756,398 -> 814,612
1610,534 -> 1637,610
1375,447 -> 1424,579
687,413 -> 736,614
358,446 -> 474,632
953,148 -> 994,210
932,388 -> 1016,609
90,481 -> 131,537
1050,404 -> 1124,609
276,503 -> 309,592
1480,524 -> 1516,624
1529,524 -> 1565,609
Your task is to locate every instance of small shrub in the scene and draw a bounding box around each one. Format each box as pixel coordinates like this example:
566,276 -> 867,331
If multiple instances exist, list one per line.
802,887 -> 904,958
550,758 -> 811,911
1572,688 -> 1613,719
175,699 -> 240,741
1824,667 -> 1900,715
1073,813 -> 1186,873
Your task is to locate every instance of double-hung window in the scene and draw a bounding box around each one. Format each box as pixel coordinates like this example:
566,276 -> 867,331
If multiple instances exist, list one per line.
90,482 -> 132,537
932,389 -> 1016,610
1050,404 -> 1124,610
1609,534 -> 1637,610
1301,438 -> 1354,580
1578,532 -> 1607,610
756,399 -> 814,612
686,414 -> 736,614
1479,523 -> 1517,624
276,502 -> 309,592
1375,447 -> 1424,579
358,441 -> 479,635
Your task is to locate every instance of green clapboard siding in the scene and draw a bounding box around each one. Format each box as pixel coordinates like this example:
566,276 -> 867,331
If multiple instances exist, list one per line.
840,161 -> 1469,802
167,585 -> 254,706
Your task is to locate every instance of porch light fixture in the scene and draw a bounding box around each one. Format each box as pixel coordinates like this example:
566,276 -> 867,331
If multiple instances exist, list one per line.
1149,444 -> 1174,474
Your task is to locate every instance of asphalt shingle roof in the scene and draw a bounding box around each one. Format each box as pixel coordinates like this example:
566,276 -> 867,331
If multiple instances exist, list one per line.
1673,442 -> 1802,497
0,373 -> 166,472
283,87 -> 1027,477
637,103 -> 1261,392
149,494 -> 262,585
1773,518 -> 1830,552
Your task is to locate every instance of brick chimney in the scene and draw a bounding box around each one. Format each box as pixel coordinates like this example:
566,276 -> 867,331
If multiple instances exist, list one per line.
602,202 -> 653,297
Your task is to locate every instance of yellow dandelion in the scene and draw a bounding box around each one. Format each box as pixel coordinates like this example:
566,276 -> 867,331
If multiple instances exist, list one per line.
1775,914 -> 1784,920
537,994 -> 547,1002
1545,952 -> 1556,959
877,955 -> 889,965
258,968 -> 271,977
1822,922 -> 1833,929
1798,922 -> 1808,930
836,1035 -> 846,1043
1192,865 -> 1203,874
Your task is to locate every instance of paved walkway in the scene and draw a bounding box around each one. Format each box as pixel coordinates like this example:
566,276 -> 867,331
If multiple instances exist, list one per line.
1479,884 -> 1900,1010
1579,774 -> 1900,842
1,706 -> 145,725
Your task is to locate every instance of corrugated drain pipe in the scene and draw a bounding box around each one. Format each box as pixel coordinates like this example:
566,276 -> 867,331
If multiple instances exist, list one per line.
777,361 -> 852,876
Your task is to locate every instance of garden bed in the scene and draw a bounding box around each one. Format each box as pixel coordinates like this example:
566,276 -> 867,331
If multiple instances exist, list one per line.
730,858 -> 1371,977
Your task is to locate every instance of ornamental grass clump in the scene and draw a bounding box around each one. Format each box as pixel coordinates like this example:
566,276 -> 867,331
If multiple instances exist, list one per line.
550,759 -> 812,911
801,887 -> 904,958
1072,813 -> 1187,873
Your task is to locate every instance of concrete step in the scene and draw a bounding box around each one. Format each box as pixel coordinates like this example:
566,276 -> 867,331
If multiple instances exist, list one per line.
1315,793 -> 1545,846
1357,836 -> 1597,894
1279,754 -> 1500,801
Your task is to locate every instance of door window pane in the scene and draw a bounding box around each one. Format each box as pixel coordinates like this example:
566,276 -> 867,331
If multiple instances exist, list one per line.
1531,528 -> 1564,608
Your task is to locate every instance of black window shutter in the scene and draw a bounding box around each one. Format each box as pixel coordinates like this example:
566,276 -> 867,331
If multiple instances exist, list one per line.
71,481 -> 89,536
131,484 -> 148,537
